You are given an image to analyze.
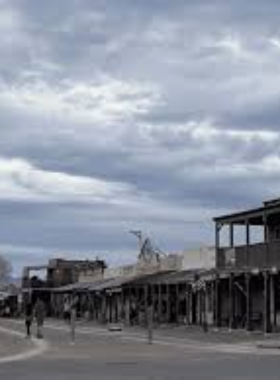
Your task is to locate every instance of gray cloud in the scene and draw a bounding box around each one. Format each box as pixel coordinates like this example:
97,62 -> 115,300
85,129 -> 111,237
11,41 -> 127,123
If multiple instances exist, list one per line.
0,0 -> 280,272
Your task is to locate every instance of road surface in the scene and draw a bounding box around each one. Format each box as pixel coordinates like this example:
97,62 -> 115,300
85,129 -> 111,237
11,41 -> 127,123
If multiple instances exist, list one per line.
0,319 -> 280,379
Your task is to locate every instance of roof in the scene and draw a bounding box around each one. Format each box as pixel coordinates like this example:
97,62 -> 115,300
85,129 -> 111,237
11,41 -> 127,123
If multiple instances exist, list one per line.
89,277 -> 132,293
54,280 -> 104,293
127,271 -> 176,286
213,200 -> 280,225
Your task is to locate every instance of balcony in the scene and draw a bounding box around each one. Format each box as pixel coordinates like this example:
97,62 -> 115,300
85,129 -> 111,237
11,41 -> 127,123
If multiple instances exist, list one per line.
217,240 -> 280,270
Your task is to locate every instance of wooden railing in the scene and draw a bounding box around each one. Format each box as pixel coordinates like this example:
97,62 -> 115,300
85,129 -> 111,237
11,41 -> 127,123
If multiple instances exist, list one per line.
217,240 -> 280,269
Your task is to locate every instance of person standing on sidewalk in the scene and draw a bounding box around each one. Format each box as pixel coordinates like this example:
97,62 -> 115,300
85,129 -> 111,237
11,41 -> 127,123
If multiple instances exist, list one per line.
24,302 -> 33,338
34,298 -> 46,339
63,298 -> 71,324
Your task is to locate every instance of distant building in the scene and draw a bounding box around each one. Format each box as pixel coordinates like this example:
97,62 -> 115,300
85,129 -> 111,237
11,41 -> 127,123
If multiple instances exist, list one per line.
22,258 -> 107,289
47,258 -> 106,287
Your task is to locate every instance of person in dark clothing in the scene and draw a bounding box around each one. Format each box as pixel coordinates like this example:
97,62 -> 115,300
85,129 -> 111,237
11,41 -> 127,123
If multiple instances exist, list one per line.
25,303 -> 33,338
34,298 -> 46,339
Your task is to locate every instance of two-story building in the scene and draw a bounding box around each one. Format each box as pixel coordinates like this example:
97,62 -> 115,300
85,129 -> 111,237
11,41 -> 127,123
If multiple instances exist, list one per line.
213,197 -> 280,332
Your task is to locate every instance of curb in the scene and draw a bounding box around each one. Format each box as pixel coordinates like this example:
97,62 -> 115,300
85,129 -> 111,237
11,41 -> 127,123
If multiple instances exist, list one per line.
0,326 -> 49,364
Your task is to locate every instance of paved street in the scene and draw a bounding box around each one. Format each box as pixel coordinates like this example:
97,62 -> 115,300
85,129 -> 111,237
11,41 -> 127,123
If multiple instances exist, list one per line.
0,324 -> 37,361
1,319 -> 280,379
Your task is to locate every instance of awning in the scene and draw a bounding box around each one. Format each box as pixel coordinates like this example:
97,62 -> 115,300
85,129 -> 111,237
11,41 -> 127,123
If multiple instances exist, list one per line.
54,281 -> 96,293
89,277 -> 131,293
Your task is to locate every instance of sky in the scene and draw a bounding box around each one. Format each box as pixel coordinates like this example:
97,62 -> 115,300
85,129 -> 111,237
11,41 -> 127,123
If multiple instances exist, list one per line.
0,0 -> 280,275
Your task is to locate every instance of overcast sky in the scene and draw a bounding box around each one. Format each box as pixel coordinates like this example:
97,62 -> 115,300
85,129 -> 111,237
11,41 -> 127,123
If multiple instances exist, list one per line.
1,0 -> 280,274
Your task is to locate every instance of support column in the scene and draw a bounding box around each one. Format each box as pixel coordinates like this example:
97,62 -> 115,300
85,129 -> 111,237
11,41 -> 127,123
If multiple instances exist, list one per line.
263,213 -> 269,268
230,223 -> 234,248
185,283 -> 189,325
246,273 -> 251,331
151,285 -> 156,323
136,286 -> 141,325
158,284 -> 162,324
216,223 -> 220,249
144,285 -> 148,326
214,276 -> 220,328
216,224 -> 221,267
175,283 -> 180,325
125,288 -> 131,326
166,284 -> 170,324
270,274 -> 276,331
121,288 -> 125,322
189,286 -> 193,325
204,284 -> 209,326
246,220 -> 250,268
263,271 -> 270,333
229,274 -> 234,330
109,293 -> 113,323
102,293 -> 107,323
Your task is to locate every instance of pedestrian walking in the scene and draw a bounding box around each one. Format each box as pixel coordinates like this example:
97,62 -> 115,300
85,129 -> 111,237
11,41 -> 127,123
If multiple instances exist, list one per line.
63,299 -> 71,323
4,304 -> 11,318
34,298 -> 46,339
24,302 -> 33,338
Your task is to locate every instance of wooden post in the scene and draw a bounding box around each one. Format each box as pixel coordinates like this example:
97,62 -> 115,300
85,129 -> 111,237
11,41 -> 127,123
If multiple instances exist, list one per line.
91,292 -> 95,321
176,283 -> 180,325
229,274 -> 234,330
264,271 -> 269,333
270,274 -> 276,331
246,220 -> 250,245
216,223 -> 221,268
263,213 -> 269,268
246,220 -> 250,268
204,284 -> 209,329
189,286 -> 193,325
109,293 -> 113,323
230,223 -> 234,248
121,288 -> 125,323
144,285 -> 148,326
185,283 -> 189,325
166,283 -> 170,323
216,223 -> 220,249
158,284 -> 162,324
151,285 -> 156,323
127,288 -> 132,326
214,276 -> 220,328
246,273 -> 251,331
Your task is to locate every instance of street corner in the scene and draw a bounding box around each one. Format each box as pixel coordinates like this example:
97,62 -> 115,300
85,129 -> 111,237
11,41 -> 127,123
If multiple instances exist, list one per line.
0,325 -> 49,364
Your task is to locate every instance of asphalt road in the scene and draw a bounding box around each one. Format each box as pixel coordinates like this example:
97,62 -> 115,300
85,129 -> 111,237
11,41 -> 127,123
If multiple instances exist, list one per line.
1,319 -> 280,380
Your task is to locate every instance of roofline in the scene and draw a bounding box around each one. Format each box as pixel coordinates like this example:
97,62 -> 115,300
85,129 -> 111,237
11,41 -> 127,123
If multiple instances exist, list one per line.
213,203 -> 280,224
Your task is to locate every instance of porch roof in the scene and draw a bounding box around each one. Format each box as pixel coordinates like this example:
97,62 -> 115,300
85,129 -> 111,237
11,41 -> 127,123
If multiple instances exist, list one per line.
213,201 -> 280,225
54,278 -> 109,293
88,277 -> 130,292
126,271 -> 177,286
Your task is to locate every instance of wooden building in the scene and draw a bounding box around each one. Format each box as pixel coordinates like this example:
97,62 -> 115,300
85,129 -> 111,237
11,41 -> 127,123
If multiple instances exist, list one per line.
213,197 -> 280,332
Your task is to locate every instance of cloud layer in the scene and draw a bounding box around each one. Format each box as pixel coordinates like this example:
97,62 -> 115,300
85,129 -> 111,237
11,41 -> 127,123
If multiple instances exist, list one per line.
0,0 -> 280,273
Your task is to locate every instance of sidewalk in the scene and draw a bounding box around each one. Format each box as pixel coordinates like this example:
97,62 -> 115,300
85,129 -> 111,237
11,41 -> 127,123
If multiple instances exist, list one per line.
47,318 -> 280,347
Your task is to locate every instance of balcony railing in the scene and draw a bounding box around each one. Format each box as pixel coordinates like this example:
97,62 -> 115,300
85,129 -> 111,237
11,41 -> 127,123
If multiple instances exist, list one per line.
217,240 -> 280,270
